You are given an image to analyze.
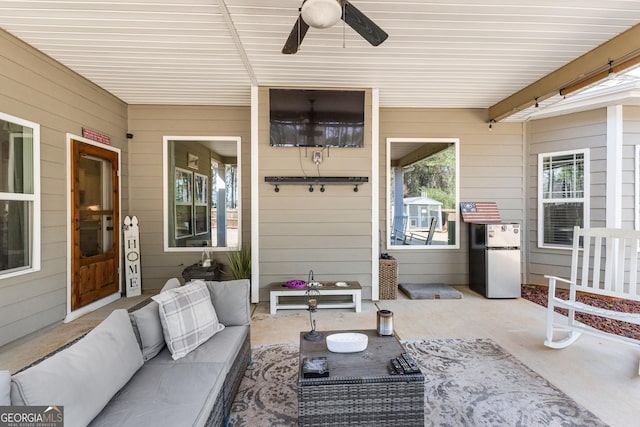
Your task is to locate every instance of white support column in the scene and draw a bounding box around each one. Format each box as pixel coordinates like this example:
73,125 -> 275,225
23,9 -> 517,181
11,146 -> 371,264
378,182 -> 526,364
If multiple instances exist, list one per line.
606,106 -> 623,286
250,85 -> 260,303
606,105 -> 623,228
371,88 -> 380,301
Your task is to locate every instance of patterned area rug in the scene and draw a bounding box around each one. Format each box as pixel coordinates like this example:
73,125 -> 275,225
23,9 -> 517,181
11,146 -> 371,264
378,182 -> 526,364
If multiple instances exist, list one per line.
227,339 -> 605,427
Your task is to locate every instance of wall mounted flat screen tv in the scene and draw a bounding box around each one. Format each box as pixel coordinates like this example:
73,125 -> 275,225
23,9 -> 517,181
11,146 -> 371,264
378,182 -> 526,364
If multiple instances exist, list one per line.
269,88 -> 365,148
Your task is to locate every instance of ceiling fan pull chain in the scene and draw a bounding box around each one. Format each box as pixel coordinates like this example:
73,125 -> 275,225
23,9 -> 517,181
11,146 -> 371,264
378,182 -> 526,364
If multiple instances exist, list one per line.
342,1 -> 346,48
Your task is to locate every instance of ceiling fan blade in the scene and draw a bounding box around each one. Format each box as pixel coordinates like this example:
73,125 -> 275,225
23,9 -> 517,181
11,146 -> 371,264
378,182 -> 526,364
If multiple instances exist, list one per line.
342,0 -> 388,46
282,15 -> 310,54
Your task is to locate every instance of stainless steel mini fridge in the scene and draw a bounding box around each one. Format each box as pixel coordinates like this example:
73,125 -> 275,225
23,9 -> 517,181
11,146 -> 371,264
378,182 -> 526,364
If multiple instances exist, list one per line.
469,223 -> 521,298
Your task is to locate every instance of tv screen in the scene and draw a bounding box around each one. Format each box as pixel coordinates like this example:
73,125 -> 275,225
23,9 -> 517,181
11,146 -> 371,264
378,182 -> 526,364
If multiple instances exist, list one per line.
269,88 -> 365,148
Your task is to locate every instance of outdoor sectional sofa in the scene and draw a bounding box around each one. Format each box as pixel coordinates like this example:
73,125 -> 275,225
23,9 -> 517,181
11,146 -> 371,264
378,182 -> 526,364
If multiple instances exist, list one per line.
4,278 -> 252,427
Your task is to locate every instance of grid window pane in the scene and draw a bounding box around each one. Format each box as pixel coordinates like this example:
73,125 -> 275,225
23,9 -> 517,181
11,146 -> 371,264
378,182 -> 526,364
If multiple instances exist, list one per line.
0,120 -> 34,194
0,113 -> 38,276
540,150 -> 586,248
0,200 -> 30,271
543,202 -> 584,246
542,153 -> 584,199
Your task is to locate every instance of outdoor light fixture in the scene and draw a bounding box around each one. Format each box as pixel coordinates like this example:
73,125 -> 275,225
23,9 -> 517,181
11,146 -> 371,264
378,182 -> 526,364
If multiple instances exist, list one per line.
607,60 -> 617,80
301,0 -> 342,29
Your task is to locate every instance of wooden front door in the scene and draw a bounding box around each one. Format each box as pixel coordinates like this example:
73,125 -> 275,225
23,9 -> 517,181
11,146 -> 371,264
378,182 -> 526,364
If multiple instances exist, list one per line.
71,139 -> 120,310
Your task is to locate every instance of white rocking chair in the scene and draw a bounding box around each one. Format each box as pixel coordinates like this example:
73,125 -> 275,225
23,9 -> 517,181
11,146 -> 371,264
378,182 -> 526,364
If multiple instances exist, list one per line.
544,226 -> 640,374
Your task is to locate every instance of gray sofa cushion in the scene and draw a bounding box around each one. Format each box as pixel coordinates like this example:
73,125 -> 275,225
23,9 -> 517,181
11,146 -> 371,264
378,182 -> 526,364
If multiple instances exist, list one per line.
148,326 -> 249,373
129,278 -> 182,361
205,279 -> 251,326
10,309 -> 143,427
0,370 -> 9,405
90,326 -> 249,427
88,362 -> 225,427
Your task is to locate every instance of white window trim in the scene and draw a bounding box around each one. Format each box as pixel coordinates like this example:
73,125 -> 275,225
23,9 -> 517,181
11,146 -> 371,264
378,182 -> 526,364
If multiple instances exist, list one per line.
636,145 -> 640,231
385,137 -> 460,250
0,112 -> 40,279
537,148 -> 590,249
162,135 -> 242,252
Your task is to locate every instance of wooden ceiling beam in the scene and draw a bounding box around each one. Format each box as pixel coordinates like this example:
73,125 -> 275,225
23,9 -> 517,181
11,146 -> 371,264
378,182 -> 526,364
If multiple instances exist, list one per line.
489,23 -> 640,122
392,143 -> 450,168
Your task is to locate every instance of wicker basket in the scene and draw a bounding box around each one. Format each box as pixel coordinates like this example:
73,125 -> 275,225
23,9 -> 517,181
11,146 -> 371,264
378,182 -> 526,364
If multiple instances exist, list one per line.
379,259 -> 398,299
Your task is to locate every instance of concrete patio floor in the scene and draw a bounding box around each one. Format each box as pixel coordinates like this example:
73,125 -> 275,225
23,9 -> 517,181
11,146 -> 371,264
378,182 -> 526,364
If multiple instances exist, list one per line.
1,286 -> 639,426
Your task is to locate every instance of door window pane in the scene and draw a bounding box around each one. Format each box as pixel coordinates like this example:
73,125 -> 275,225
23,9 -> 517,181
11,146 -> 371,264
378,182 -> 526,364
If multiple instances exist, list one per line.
78,156 -> 114,256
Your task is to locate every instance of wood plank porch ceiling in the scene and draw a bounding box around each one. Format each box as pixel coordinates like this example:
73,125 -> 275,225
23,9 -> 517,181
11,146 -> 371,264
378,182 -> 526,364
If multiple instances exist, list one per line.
0,1 -> 639,121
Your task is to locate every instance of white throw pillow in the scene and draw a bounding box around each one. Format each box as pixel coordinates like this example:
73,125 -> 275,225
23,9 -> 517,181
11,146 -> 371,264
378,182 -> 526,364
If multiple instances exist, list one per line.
152,281 -> 224,360
0,370 -> 10,405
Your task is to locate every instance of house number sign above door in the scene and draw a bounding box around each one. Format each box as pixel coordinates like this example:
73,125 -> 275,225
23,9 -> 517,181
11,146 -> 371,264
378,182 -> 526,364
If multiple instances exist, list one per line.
123,215 -> 142,297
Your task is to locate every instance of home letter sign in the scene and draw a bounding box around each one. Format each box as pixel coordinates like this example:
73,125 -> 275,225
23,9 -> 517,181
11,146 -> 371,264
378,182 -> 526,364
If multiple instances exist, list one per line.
123,215 -> 142,297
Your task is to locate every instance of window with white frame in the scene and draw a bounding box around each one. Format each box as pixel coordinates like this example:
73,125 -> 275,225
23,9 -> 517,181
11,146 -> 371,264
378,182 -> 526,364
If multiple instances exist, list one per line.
538,149 -> 589,248
0,112 -> 40,277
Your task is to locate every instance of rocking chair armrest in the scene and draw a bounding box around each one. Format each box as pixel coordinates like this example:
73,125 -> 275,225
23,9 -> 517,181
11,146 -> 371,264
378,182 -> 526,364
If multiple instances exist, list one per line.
543,275 -> 574,294
544,275 -> 573,284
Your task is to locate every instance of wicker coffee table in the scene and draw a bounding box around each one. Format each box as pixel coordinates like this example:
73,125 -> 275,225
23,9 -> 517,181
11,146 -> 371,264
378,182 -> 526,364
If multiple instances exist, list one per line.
297,329 -> 425,427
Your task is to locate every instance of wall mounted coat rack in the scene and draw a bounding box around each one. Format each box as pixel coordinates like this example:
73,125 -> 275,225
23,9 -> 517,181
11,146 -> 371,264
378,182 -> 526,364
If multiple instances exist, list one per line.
265,176 -> 368,193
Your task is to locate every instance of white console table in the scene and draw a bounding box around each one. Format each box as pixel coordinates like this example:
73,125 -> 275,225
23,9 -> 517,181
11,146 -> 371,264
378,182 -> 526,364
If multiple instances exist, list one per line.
269,281 -> 362,315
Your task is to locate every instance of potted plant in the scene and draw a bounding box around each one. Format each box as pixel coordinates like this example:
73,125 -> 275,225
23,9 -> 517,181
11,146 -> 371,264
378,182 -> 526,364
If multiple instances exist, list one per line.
226,246 -> 251,280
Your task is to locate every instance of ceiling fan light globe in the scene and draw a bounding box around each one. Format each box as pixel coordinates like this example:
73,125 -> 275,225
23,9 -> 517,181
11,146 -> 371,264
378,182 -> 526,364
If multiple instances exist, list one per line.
301,0 -> 342,29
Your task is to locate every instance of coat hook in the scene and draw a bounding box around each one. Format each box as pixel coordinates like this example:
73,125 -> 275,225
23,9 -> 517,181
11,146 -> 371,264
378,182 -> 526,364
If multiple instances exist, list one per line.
320,184 -> 325,192
274,184 -> 280,192
308,185 -> 314,192
353,185 -> 359,192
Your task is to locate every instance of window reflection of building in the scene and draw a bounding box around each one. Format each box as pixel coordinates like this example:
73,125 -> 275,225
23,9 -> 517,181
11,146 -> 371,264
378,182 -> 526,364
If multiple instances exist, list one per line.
164,137 -> 240,251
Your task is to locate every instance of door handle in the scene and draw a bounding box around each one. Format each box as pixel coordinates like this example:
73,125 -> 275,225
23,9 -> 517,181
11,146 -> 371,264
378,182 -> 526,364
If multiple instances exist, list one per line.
106,226 -> 114,231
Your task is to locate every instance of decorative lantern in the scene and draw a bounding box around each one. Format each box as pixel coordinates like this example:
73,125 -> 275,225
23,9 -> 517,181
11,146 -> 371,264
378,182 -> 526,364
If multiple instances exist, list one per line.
377,310 -> 394,336
304,286 -> 322,341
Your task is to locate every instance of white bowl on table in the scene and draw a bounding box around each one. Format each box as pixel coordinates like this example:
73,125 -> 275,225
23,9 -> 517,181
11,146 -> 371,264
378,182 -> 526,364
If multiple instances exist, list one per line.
326,333 -> 368,353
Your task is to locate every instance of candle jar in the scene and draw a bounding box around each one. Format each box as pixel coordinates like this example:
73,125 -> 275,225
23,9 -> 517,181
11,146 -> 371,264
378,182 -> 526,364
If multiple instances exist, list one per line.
377,310 -> 394,336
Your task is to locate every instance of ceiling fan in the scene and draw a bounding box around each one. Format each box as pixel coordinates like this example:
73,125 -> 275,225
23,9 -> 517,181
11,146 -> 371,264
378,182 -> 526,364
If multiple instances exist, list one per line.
282,0 -> 388,54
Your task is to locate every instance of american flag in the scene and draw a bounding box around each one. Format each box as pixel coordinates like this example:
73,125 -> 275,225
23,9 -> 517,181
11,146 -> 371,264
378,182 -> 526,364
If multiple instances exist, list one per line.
460,202 -> 502,223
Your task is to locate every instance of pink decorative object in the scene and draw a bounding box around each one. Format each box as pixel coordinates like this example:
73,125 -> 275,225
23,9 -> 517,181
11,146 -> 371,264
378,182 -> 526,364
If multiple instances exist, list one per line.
285,279 -> 307,289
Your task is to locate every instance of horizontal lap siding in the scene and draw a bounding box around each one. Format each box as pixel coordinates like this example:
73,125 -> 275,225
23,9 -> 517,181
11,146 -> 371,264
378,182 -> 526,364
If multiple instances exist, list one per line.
379,108 -> 524,287
525,109 -> 607,286
257,87 -> 374,300
0,30 -> 128,346
127,105 -> 251,290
